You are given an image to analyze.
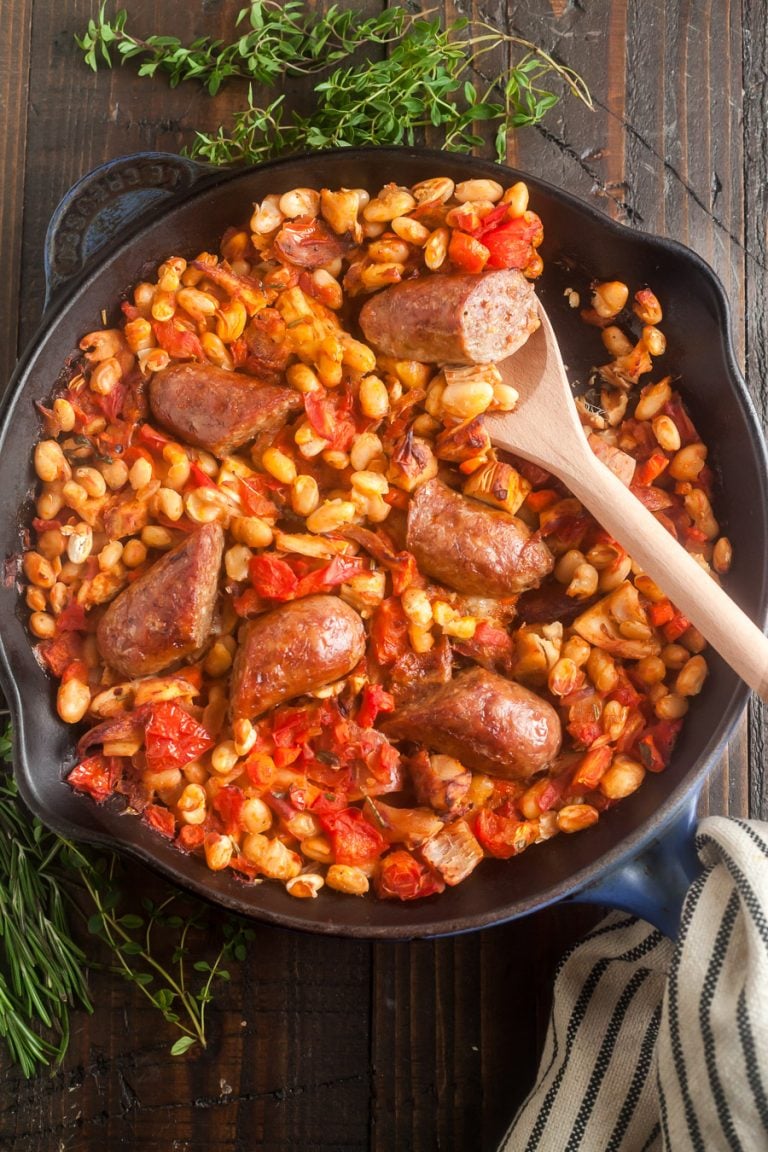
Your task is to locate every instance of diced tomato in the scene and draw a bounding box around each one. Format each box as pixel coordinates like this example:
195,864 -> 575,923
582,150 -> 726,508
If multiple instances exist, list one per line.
177,824 -> 206,852
448,230 -> 490,273
95,378 -> 128,424
634,451 -> 670,486
473,809 -> 534,859
635,719 -> 683,773
238,476 -> 279,519
310,791 -> 349,814
152,318 -> 204,361
533,765 -> 576,813
55,600 -> 88,633
189,462 -> 217,490
249,554 -> 299,600
319,806 -> 387,866
369,597 -> 410,666
375,850 -> 445,901
144,701 -> 214,774
273,746 -> 302,768
294,555 -> 368,598
232,588 -> 265,617
213,786 -> 245,836
571,745 -> 613,790
68,754 -> 121,803
663,611 -> 691,643
662,396 -> 699,446
244,751 -> 276,789
144,803 -> 176,839
480,213 -> 542,270
356,684 -> 395,729
648,599 -> 675,627
138,423 -> 171,451
304,387 -> 357,451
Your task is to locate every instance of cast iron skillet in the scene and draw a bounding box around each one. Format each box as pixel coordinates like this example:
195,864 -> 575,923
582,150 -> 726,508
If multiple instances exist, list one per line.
1,148 -> 766,940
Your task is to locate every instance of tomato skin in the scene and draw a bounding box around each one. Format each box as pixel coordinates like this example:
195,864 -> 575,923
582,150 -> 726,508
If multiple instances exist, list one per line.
481,213 -> 542,270
473,809 -> 530,859
68,754 -> 121,803
144,701 -> 214,774
448,230 -> 490,273
356,684 -> 395,729
635,719 -> 683,773
304,387 -> 357,452
370,597 -> 410,666
152,318 -> 204,361
213,786 -> 246,836
375,850 -> 445,901
144,803 -> 176,839
318,807 -> 387,867
249,554 -> 299,600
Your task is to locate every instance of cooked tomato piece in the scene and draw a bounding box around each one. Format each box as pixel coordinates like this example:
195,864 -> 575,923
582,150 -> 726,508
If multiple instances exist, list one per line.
144,803 -> 176,839
213,786 -> 245,836
369,597 -> 410,666
68,754 -> 121,804
375,850 -> 445,901
152,318 -> 204,361
356,684 -> 395,729
481,214 -> 542,270
144,701 -> 214,774
318,806 -> 387,867
448,230 -> 490,274
249,554 -> 299,600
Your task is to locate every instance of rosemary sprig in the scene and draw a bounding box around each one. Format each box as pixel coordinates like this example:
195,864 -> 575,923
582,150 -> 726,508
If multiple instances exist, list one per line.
0,719 -> 253,1074
76,3 -> 592,165
0,733 -> 92,1076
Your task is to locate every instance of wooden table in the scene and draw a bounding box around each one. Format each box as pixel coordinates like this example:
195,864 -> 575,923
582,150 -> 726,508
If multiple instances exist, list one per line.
1,3 -> 765,1149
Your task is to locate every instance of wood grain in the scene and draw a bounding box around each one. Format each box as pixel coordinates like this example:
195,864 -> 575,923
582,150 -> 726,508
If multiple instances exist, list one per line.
0,3 -> 764,1150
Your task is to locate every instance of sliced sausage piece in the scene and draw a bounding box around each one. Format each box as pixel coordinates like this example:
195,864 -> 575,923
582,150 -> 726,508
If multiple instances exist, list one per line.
381,666 -> 561,780
149,363 -> 301,457
96,523 -> 224,678
230,594 -> 366,721
358,269 -> 539,364
406,478 -> 553,597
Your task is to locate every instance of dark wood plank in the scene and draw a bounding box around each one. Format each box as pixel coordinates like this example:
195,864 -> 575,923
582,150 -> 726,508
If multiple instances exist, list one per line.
0,0 -> 33,389
1,4 -> 763,1152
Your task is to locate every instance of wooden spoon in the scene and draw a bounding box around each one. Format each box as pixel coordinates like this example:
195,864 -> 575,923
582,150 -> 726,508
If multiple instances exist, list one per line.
483,305 -> 768,702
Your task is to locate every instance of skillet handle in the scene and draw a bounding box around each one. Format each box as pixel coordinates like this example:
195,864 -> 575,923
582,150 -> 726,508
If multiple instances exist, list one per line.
43,151 -> 217,308
570,791 -> 702,939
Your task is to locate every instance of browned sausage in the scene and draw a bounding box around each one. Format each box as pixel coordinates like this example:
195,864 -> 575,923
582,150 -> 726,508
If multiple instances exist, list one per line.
406,478 -> 553,597
230,594 -> 366,721
149,363 -> 301,457
96,523 -> 224,678
381,666 -> 561,780
358,269 -> 539,364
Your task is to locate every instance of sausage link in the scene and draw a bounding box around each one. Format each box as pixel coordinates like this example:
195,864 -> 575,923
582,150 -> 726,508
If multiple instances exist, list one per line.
149,362 -> 301,457
230,594 -> 366,721
358,269 -> 539,364
381,666 -> 561,780
407,478 -> 553,596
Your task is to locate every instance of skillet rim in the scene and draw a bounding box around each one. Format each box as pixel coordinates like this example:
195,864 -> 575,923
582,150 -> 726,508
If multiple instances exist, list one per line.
1,145 -> 765,939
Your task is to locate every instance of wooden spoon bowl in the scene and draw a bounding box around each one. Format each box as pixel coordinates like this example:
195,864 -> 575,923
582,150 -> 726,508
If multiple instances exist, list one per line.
484,306 -> 768,701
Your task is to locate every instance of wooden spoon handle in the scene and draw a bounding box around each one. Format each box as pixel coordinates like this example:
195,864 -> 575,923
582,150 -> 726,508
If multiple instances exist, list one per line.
564,455 -> 768,702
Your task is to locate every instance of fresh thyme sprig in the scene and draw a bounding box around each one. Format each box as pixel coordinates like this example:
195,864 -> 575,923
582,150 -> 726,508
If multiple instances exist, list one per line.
76,2 -> 592,165
74,851 -> 254,1056
77,1 -> 417,94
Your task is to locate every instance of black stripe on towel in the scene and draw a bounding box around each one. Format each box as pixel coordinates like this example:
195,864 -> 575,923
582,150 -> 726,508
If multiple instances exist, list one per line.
737,988 -> 768,1131
661,871 -> 707,1152
700,888 -> 743,1151
695,828 -> 768,953
605,1000 -> 662,1151
526,928 -> 664,1151
569,967 -> 652,1148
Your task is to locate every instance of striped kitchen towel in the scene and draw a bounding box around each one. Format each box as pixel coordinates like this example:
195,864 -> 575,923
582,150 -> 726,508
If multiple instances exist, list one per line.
501,817 -> 768,1151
